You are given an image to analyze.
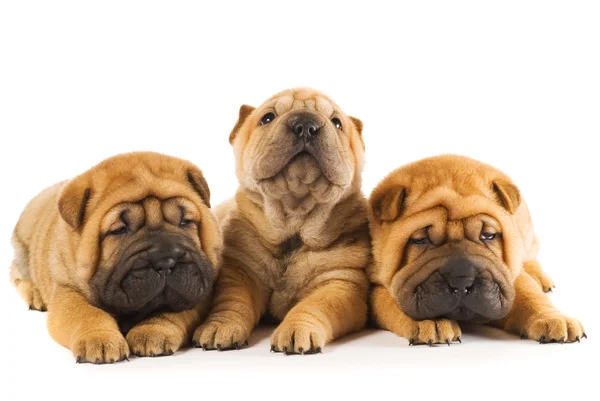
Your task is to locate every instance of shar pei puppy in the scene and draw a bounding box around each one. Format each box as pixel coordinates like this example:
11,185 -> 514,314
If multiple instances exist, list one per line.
9,152 -> 222,363
368,155 -> 585,345
192,88 -> 370,354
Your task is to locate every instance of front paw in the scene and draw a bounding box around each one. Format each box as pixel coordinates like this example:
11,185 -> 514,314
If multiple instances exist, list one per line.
521,313 -> 585,343
270,322 -> 325,355
126,323 -> 184,357
72,330 -> 129,364
192,321 -> 249,351
404,319 -> 462,346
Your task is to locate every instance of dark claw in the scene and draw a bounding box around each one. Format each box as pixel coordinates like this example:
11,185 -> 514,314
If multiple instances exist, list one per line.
282,346 -> 289,354
559,338 -> 565,344
539,336 -> 546,344
216,344 -> 222,351
298,347 -> 304,354
583,333 -> 587,339
201,344 -> 208,351
576,336 -> 580,343
316,347 -> 322,354
233,342 -> 240,350
547,288 -> 553,292
270,345 -> 276,353
427,340 -> 433,347
192,341 -> 199,348
76,356 -> 82,364
409,339 -> 414,346
244,341 -> 248,346
124,356 -> 130,362
446,339 -> 450,346
520,333 -> 527,339
457,337 -> 462,344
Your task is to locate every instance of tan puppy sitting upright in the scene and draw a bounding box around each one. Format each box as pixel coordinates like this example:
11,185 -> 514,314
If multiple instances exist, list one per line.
368,155 -> 585,345
192,88 -> 370,354
10,152 -> 222,363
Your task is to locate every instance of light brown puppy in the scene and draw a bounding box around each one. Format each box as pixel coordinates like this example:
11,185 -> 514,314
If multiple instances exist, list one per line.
368,155 -> 585,345
192,88 -> 370,354
10,152 -> 222,363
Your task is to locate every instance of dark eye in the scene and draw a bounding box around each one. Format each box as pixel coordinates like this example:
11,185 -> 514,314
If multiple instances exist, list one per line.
260,112 -> 276,126
180,219 -> 194,227
331,117 -> 343,130
410,237 -> 431,245
108,226 -> 127,236
481,232 -> 500,241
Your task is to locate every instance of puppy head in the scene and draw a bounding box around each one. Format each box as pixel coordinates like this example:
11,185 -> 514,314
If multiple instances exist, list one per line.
58,152 -> 222,320
369,155 -> 525,322
228,88 -> 365,208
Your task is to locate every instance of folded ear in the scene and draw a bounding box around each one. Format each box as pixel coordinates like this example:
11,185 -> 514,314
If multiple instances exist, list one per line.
371,185 -> 407,221
349,116 -> 363,136
229,104 -> 255,144
187,168 -> 211,208
58,177 -> 92,229
492,179 -> 521,214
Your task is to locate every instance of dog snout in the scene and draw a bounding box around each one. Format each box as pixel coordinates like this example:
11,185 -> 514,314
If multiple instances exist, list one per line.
288,112 -> 322,141
140,243 -> 186,274
440,258 -> 478,294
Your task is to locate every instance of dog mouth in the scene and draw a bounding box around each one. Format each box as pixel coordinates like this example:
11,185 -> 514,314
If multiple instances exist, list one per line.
92,239 -> 214,319
396,257 -> 515,322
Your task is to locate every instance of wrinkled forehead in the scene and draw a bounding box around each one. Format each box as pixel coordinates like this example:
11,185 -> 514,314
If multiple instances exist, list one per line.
403,187 -> 507,222
100,197 -> 200,225
261,89 -> 339,117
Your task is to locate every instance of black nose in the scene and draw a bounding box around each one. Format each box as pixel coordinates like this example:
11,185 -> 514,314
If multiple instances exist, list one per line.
142,244 -> 186,274
292,117 -> 319,140
439,258 -> 477,294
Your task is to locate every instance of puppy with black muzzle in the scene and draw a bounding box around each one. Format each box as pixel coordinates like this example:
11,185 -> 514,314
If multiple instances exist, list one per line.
368,155 -> 585,345
9,152 -> 222,363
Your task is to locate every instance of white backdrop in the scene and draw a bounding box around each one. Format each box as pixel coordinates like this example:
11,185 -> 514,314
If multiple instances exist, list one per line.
0,1 -> 598,400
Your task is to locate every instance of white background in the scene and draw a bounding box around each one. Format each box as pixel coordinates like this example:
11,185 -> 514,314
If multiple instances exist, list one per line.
0,1 -> 598,400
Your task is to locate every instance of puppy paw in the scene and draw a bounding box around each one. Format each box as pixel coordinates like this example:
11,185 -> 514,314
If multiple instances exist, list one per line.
529,270 -> 555,293
126,323 -> 184,357
270,322 -> 325,355
72,330 -> 129,364
405,319 -> 462,346
14,279 -> 47,311
192,321 -> 249,351
521,313 -> 585,343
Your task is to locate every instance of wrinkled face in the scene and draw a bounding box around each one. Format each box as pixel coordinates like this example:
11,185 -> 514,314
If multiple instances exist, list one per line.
90,196 -> 214,323
235,89 -> 364,210
392,213 -> 515,322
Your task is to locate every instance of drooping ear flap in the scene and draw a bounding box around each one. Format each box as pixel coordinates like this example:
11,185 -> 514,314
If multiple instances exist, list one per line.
229,104 -> 255,144
58,177 -> 92,229
492,179 -> 521,214
349,116 -> 363,136
187,168 -> 211,208
371,186 -> 407,221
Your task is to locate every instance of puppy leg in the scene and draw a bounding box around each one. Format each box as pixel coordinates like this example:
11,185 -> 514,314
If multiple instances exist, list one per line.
11,272 -> 46,311
127,301 -> 210,357
523,260 -> 554,293
47,286 -> 129,363
370,285 -> 462,346
495,270 -> 585,343
270,279 -> 368,354
192,265 -> 269,350
9,234 -> 46,311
